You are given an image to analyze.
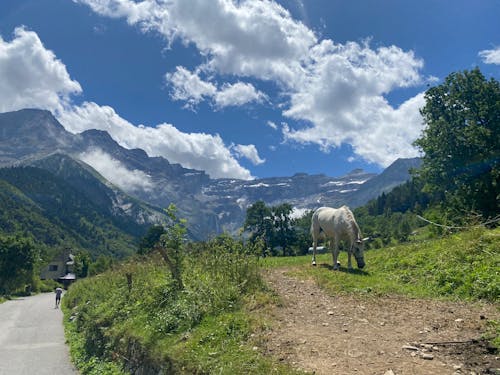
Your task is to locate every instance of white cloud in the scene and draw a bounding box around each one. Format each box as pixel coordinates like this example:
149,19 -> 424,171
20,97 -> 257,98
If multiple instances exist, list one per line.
232,144 -> 265,165
79,148 -> 154,192
282,40 -> 425,166
59,102 -> 254,179
166,66 -> 217,108
214,82 -> 266,108
266,121 -> 278,130
78,0 -> 317,85
166,66 -> 266,108
78,0 -> 427,167
479,47 -> 500,65
0,27 -> 82,113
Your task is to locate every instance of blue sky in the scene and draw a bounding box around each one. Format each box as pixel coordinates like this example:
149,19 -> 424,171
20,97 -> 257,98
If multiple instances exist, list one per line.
1,0 -> 499,181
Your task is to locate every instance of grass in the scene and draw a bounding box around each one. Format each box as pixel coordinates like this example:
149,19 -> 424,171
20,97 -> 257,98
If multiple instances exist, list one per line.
63,227 -> 499,374
263,226 -> 500,302
63,237 -> 304,374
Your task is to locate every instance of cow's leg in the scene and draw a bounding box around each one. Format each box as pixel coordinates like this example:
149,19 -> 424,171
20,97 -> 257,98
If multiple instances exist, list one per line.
347,244 -> 353,270
311,235 -> 317,266
332,238 -> 340,270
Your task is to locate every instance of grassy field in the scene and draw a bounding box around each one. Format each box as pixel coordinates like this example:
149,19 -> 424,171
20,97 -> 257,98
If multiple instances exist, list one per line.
63,227 -> 499,374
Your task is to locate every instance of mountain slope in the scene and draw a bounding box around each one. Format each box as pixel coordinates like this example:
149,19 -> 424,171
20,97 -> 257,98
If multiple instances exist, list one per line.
0,163 -> 155,259
0,108 -> 419,239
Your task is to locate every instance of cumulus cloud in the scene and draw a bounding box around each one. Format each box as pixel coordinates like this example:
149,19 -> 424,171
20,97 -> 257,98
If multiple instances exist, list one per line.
78,0 -> 427,167
166,66 -> 266,109
214,81 -> 266,108
479,47 -> 500,65
166,66 -> 217,108
232,144 -> 265,165
0,26 -> 82,113
59,102 -> 254,179
282,40 -> 425,166
79,148 -> 154,192
78,0 -> 316,83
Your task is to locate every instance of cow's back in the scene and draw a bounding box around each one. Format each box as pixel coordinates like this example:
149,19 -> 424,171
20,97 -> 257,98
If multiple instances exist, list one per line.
314,206 -> 358,241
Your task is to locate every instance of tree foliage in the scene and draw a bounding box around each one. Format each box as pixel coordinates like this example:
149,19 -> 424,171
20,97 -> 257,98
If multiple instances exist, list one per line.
414,68 -> 500,219
0,235 -> 38,295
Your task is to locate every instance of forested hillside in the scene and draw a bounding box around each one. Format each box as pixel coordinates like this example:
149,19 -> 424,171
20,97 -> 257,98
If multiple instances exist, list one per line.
0,166 -> 144,259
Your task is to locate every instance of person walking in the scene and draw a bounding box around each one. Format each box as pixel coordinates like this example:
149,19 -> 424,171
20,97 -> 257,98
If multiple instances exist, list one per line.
55,287 -> 63,308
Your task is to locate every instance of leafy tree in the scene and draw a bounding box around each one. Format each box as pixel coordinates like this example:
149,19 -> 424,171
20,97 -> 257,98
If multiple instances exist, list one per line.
291,210 -> 314,255
138,225 -> 166,255
0,235 -> 38,295
272,203 -> 295,256
243,201 -> 274,252
156,204 -> 187,290
88,255 -> 114,276
414,68 -> 500,219
74,251 -> 91,278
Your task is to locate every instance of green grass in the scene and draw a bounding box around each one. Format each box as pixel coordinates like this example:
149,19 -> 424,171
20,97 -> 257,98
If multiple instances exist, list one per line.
63,237 -> 304,374
263,227 -> 500,302
63,228 -> 499,374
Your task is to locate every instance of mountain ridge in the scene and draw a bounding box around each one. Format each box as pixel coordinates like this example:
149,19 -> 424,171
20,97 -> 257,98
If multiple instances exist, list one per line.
0,108 -> 420,239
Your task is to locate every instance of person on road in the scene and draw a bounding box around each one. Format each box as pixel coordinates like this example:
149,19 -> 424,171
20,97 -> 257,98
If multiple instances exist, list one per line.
55,287 -> 63,308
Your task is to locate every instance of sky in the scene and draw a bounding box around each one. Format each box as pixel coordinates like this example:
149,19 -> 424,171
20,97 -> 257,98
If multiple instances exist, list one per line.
0,0 -> 499,181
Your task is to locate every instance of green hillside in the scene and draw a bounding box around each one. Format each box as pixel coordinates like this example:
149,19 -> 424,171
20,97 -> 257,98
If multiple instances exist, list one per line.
0,166 -> 144,259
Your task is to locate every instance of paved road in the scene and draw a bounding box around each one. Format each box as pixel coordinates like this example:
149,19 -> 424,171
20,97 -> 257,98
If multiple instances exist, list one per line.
0,292 -> 78,374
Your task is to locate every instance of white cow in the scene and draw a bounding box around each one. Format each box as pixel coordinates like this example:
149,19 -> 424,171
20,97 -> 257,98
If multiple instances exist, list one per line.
310,206 -> 366,270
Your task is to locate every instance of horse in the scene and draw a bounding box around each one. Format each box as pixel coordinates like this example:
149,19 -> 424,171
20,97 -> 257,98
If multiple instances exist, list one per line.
310,206 -> 366,270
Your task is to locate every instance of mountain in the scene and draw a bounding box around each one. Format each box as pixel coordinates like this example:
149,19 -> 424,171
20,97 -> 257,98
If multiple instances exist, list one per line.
0,108 -> 420,239
0,163 -> 148,259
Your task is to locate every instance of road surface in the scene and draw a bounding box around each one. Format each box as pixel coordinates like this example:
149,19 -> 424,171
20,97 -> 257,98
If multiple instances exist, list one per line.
0,292 -> 78,374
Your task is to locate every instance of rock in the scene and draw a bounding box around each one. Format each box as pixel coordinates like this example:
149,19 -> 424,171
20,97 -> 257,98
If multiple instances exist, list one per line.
402,345 -> 419,351
327,311 -> 335,315
420,353 -> 434,360
384,370 -> 395,375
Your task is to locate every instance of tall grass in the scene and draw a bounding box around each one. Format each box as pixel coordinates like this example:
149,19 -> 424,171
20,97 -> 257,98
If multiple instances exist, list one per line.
63,235 -> 300,374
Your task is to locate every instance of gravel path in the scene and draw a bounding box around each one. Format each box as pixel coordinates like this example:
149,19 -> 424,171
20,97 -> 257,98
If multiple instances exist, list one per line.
0,292 -> 78,375
262,268 -> 499,375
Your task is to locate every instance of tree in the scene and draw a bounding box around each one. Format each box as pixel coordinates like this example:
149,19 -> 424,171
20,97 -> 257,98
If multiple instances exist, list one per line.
0,235 -> 38,295
74,251 -> 91,278
272,203 -> 295,256
414,68 -> 500,219
155,204 -> 187,290
291,209 -> 314,255
88,255 -> 114,276
243,201 -> 274,252
138,225 -> 166,255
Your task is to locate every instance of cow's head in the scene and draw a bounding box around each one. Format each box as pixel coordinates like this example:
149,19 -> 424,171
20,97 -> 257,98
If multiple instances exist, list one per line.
353,238 -> 367,269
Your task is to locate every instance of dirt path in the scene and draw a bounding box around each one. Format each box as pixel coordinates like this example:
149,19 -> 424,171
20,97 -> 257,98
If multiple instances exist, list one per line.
261,268 -> 499,375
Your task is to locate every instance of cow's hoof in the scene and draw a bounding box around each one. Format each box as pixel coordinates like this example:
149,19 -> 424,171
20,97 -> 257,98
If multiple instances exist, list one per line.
312,261 -> 316,266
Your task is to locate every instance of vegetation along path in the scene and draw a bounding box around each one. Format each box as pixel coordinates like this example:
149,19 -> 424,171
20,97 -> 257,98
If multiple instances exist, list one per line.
261,267 -> 499,375
0,293 -> 78,375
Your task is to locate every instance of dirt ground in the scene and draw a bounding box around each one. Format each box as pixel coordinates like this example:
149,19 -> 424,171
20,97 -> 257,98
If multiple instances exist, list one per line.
260,267 -> 500,375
